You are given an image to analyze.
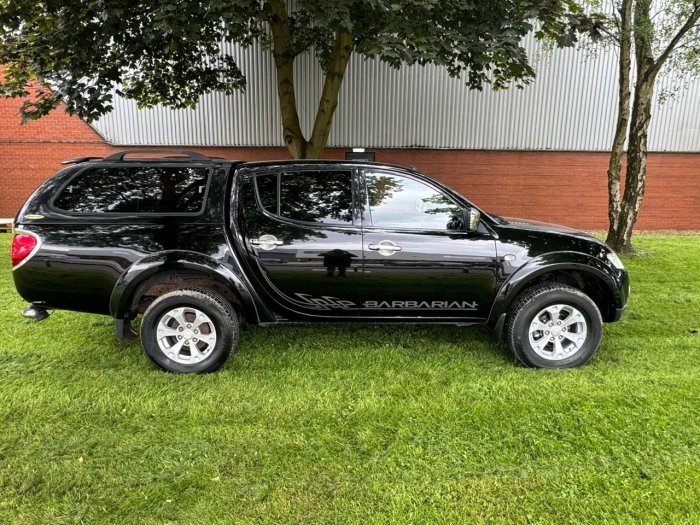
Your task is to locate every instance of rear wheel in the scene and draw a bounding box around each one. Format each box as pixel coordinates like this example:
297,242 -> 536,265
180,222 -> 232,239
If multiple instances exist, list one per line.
141,288 -> 238,373
506,284 -> 602,368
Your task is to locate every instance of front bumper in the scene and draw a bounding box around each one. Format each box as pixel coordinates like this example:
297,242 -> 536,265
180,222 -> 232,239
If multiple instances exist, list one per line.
611,269 -> 631,321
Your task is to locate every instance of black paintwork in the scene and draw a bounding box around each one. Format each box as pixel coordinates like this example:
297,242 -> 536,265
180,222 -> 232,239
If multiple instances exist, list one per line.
12,155 -> 629,338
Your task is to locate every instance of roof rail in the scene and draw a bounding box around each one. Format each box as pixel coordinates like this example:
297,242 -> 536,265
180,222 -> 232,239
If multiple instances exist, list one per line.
61,156 -> 103,165
103,150 -> 212,162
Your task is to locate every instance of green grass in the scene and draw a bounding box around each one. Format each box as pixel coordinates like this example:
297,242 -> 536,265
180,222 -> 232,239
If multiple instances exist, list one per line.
0,234 -> 699,524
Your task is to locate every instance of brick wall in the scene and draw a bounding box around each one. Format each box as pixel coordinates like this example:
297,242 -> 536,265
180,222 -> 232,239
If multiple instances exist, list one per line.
1,97 -> 698,230
378,149 -> 700,231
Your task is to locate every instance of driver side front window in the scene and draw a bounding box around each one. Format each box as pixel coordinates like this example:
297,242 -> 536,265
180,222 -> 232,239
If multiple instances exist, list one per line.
364,172 -> 464,230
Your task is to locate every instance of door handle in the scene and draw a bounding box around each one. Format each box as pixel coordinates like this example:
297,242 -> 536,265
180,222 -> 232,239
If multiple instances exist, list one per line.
368,244 -> 402,252
250,234 -> 284,251
368,240 -> 402,256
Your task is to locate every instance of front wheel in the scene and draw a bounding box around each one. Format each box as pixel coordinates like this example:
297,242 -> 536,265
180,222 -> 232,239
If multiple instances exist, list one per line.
506,284 -> 603,368
140,288 -> 239,373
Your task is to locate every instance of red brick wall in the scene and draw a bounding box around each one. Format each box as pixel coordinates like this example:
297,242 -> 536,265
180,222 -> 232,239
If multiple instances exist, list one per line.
378,149 -> 700,231
1,97 -> 698,230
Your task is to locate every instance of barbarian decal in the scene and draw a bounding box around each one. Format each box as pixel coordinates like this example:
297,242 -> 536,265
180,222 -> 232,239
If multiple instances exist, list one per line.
363,300 -> 478,310
293,293 -> 356,310
292,294 -> 477,311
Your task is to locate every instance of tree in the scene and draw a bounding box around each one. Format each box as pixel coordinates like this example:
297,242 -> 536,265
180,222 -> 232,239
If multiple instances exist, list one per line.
0,0 -> 602,159
597,0 -> 700,252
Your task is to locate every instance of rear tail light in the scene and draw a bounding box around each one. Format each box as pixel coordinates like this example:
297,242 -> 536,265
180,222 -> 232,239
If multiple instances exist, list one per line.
11,233 -> 38,267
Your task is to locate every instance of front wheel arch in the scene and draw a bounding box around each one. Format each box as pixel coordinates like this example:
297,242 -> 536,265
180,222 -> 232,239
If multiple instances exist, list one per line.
489,258 -> 621,330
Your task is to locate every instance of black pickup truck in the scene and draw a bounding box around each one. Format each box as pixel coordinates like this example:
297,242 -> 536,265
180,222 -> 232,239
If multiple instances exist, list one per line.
11,151 -> 629,373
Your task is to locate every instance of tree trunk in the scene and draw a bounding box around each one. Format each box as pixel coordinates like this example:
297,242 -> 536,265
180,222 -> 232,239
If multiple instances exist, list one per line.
268,0 -> 308,159
605,0 -> 633,248
306,31 -> 353,159
605,0 -> 700,252
608,0 -> 655,253
266,1 -> 353,159
611,78 -> 654,252
275,57 -> 310,158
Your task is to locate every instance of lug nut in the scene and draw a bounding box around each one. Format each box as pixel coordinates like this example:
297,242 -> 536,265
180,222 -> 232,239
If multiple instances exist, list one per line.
178,327 -> 183,332
186,324 -> 192,329
178,336 -> 182,340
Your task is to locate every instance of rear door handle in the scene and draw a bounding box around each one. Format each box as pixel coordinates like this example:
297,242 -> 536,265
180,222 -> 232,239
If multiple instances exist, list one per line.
250,234 -> 284,250
368,240 -> 402,256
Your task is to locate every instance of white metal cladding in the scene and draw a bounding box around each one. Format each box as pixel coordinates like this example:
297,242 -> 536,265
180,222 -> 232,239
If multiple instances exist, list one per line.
91,39 -> 700,151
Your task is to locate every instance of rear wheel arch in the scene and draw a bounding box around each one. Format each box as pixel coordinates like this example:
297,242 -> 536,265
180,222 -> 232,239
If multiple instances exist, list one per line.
129,269 -> 246,321
110,254 -> 259,324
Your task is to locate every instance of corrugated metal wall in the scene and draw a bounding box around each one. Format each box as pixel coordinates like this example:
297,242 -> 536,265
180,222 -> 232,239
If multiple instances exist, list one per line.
91,39 -> 700,151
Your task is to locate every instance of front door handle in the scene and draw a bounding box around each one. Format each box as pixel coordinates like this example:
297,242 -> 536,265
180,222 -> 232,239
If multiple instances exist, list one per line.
368,240 -> 402,256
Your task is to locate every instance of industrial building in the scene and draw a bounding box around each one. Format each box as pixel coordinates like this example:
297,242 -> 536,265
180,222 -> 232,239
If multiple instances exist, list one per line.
1,39 -> 698,229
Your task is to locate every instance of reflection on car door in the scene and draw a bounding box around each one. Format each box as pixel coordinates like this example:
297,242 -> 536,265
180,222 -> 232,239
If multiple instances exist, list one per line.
238,167 -> 363,318
360,169 -> 498,320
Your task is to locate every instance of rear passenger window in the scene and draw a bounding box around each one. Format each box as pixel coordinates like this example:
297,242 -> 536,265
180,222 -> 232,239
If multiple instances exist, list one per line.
54,166 -> 210,214
254,170 -> 353,225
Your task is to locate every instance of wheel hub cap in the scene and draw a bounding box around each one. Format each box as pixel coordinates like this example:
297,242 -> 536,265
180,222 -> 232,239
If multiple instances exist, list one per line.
156,307 -> 217,364
528,304 -> 588,361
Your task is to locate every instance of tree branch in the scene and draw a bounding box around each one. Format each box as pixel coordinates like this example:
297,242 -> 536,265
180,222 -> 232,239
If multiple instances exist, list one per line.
652,4 -> 700,76
673,33 -> 700,51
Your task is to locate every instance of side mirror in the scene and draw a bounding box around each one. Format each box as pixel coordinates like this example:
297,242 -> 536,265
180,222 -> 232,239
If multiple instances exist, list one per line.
466,207 -> 481,232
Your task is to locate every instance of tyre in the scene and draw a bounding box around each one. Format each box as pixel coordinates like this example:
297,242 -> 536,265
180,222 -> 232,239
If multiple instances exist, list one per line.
140,287 -> 239,373
506,284 -> 603,368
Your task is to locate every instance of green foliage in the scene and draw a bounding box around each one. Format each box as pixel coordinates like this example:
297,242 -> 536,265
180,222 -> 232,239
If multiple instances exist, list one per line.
584,0 -> 700,100
0,0 -> 603,122
0,234 -> 699,523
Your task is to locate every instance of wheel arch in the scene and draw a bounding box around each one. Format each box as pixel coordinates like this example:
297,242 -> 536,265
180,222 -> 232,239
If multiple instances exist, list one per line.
109,251 -> 262,324
489,253 -> 622,331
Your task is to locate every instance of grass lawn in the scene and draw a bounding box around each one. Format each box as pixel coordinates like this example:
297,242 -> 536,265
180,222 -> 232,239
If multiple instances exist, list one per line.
0,233 -> 699,524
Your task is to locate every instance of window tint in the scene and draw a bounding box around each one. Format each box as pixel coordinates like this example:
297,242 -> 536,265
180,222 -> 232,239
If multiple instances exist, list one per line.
256,170 -> 353,225
54,166 -> 210,214
255,174 -> 278,214
365,172 -> 464,230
